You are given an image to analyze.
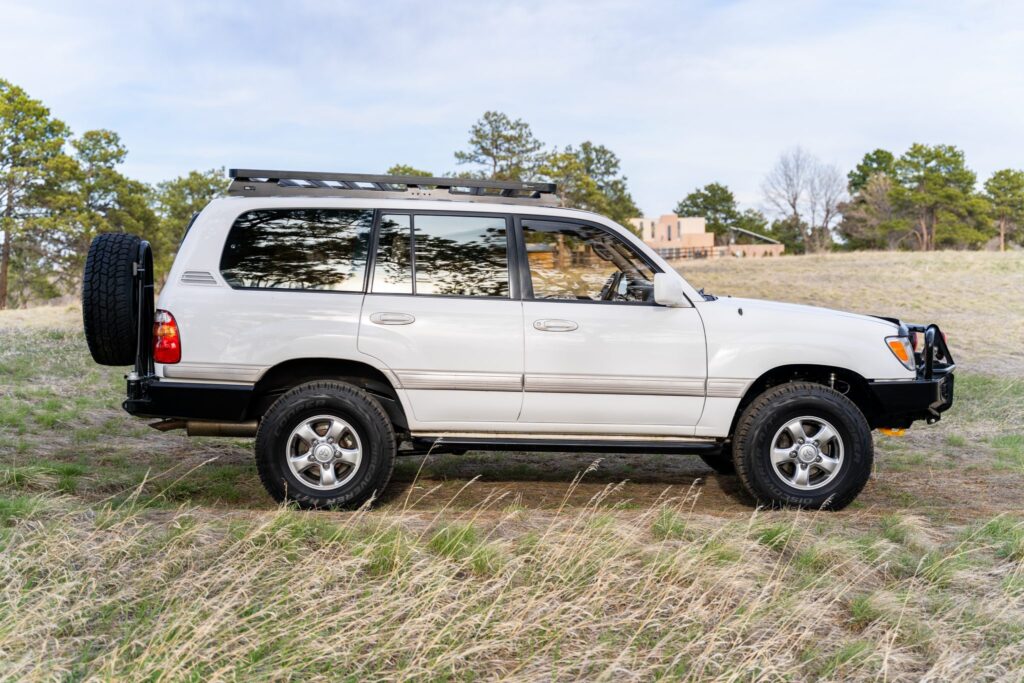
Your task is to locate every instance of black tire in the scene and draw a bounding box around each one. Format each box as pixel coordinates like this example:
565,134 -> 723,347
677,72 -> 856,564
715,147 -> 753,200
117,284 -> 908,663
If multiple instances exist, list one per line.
82,232 -> 142,366
255,380 -> 396,509
732,382 -> 873,510
699,453 -> 736,475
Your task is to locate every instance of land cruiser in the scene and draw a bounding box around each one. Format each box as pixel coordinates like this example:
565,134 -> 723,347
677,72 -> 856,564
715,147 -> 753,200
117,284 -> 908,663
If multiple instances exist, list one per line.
81,169 -> 955,510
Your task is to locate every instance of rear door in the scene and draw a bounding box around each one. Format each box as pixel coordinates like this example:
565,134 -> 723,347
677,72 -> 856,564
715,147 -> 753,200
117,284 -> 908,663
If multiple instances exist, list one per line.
357,212 -> 524,424
517,217 -> 706,434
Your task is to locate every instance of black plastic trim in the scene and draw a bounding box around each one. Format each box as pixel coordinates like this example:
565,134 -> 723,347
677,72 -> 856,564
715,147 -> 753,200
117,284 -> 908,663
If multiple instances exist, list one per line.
410,436 -> 723,455
124,378 -> 253,421
867,371 -> 954,429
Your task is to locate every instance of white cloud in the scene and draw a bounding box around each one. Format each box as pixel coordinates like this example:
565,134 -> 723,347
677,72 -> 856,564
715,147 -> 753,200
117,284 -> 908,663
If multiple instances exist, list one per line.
1,0 -> 1021,214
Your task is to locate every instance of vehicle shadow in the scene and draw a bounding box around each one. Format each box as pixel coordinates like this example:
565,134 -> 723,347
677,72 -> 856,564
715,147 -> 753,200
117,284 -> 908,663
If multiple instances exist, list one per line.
379,450 -> 754,512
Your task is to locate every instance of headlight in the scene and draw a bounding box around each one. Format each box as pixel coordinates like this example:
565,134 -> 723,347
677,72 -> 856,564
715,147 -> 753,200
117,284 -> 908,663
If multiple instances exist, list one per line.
885,336 -> 915,371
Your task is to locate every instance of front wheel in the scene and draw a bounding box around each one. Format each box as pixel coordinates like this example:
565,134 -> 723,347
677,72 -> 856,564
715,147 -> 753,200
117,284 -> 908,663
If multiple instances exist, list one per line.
255,381 -> 396,509
732,382 -> 873,510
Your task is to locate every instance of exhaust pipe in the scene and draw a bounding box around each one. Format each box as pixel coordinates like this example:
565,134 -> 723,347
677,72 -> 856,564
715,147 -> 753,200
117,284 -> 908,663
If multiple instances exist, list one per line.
149,419 -> 258,437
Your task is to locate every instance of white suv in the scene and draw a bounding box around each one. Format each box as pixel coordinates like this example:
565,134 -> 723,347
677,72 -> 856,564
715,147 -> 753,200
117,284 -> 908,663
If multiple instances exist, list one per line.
81,169 -> 955,510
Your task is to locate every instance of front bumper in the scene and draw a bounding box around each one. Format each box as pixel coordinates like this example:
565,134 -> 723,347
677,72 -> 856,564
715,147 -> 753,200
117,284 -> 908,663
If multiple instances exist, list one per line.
867,370 -> 954,429
124,375 -> 253,421
865,320 -> 955,429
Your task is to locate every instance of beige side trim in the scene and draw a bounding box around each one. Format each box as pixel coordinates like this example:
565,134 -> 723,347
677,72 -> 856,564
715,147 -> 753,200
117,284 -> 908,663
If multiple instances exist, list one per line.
524,373 -> 705,396
396,370 -> 523,392
162,363 -> 267,383
705,378 -> 752,398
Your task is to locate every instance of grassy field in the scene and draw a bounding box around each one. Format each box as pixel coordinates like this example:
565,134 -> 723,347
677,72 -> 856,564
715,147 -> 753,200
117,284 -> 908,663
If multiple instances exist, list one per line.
1,251 -> 1022,681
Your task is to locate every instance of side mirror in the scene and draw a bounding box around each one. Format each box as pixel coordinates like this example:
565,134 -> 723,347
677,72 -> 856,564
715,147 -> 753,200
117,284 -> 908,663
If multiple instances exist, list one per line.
654,273 -> 687,307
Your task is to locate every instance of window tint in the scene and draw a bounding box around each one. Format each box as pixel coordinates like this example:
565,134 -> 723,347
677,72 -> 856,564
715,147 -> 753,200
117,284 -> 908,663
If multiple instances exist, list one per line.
220,209 -> 373,291
372,214 -> 413,293
370,214 -> 510,297
413,215 -> 509,297
522,219 -> 655,303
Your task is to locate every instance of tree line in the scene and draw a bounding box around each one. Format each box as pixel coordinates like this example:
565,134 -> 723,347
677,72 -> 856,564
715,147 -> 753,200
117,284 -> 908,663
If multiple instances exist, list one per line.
389,109 -> 640,228
676,145 -> 1023,254
397,113 -> 1024,255
3,76 -> 1021,308
0,79 -> 228,309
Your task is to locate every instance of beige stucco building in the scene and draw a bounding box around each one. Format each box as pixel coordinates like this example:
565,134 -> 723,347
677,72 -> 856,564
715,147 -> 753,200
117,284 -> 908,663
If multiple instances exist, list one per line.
630,215 -> 714,251
629,213 -> 784,259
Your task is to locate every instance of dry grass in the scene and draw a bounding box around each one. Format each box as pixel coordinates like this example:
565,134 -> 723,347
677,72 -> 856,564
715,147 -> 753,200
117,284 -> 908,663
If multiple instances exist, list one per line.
1,251 -> 1023,680
0,302 -> 80,329
680,250 -> 1024,375
2,483 -> 1023,681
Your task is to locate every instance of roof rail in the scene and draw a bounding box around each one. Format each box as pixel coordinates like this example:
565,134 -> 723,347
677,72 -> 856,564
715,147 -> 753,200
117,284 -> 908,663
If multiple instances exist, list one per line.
227,169 -> 561,206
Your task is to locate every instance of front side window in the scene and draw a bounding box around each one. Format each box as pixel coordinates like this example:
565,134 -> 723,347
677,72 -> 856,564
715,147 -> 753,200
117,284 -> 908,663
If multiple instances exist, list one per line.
370,213 -> 510,297
522,219 -> 655,303
220,208 -> 373,291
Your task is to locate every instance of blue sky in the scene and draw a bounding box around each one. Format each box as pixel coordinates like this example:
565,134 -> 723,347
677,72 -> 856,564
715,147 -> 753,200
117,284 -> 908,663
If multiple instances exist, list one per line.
1,0 -> 1021,215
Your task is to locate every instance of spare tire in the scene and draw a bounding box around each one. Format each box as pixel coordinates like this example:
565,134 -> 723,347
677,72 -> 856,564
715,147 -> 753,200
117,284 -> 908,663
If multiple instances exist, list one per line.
82,233 -> 143,366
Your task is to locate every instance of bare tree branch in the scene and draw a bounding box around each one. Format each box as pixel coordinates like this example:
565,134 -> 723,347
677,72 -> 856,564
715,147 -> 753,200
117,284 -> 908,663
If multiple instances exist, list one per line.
762,147 -> 846,252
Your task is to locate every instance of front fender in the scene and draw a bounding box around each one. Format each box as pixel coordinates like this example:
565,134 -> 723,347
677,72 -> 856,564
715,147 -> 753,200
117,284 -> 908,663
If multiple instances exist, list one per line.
696,298 -> 915,382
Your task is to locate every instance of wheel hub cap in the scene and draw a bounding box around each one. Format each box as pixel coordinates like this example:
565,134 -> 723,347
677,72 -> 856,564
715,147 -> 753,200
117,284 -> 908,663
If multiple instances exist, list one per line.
312,444 -> 334,463
797,444 -> 818,463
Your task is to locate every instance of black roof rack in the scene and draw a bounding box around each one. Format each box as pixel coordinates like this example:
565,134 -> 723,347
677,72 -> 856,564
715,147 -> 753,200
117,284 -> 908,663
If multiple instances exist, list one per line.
227,169 -> 561,206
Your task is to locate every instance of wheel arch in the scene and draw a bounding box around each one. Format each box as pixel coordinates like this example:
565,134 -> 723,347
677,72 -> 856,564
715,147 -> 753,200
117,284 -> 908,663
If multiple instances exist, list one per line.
249,358 -> 408,432
730,364 -> 883,436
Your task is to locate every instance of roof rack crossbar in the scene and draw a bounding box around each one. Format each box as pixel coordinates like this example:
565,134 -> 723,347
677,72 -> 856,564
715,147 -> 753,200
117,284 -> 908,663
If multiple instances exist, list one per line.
227,168 -> 560,206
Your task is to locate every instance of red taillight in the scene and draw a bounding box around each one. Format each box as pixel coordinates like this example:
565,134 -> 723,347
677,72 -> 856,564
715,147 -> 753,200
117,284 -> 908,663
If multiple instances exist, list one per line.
153,310 -> 181,364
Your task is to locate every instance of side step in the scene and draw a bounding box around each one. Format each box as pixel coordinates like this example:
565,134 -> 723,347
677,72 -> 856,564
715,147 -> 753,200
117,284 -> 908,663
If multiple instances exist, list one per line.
409,435 -> 723,456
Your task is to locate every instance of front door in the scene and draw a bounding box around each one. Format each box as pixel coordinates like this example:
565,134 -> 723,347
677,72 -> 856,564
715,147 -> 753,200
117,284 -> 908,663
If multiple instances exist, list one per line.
358,212 -> 523,424
517,218 -> 706,434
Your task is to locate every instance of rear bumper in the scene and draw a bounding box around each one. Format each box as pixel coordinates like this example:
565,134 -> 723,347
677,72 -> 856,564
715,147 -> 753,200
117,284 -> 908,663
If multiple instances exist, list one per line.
124,376 -> 253,421
867,370 -> 954,429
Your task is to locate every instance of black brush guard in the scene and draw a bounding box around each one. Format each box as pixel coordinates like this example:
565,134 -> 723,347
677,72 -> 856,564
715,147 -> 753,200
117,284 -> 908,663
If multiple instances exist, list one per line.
867,319 -> 955,428
905,322 -> 955,380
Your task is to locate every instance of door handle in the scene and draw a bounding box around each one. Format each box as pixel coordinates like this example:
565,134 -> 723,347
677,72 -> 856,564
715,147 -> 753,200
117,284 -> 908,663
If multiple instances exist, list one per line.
533,319 -> 578,332
370,312 -> 416,325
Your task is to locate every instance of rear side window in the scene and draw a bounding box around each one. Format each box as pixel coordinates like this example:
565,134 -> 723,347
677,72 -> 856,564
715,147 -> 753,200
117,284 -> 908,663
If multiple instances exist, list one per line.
220,209 -> 374,291
371,214 -> 510,297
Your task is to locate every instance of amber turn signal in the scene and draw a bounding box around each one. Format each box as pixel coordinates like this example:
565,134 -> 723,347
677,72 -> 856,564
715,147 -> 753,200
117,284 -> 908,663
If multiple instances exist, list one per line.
885,336 -> 916,370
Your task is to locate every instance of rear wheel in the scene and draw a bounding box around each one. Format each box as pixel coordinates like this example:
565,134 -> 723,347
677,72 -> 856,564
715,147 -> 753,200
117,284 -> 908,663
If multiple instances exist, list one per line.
732,382 -> 872,510
255,381 -> 396,509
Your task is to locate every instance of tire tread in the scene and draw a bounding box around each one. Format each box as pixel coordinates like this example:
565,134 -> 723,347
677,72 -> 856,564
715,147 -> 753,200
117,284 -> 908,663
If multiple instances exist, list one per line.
732,381 -> 872,510
82,233 -> 141,366
254,380 -> 396,509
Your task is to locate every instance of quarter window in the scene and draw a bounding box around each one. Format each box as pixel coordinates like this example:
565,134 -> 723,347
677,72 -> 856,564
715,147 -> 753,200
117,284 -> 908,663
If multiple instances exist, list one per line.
220,208 -> 373,291
522,219 -> 655,303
